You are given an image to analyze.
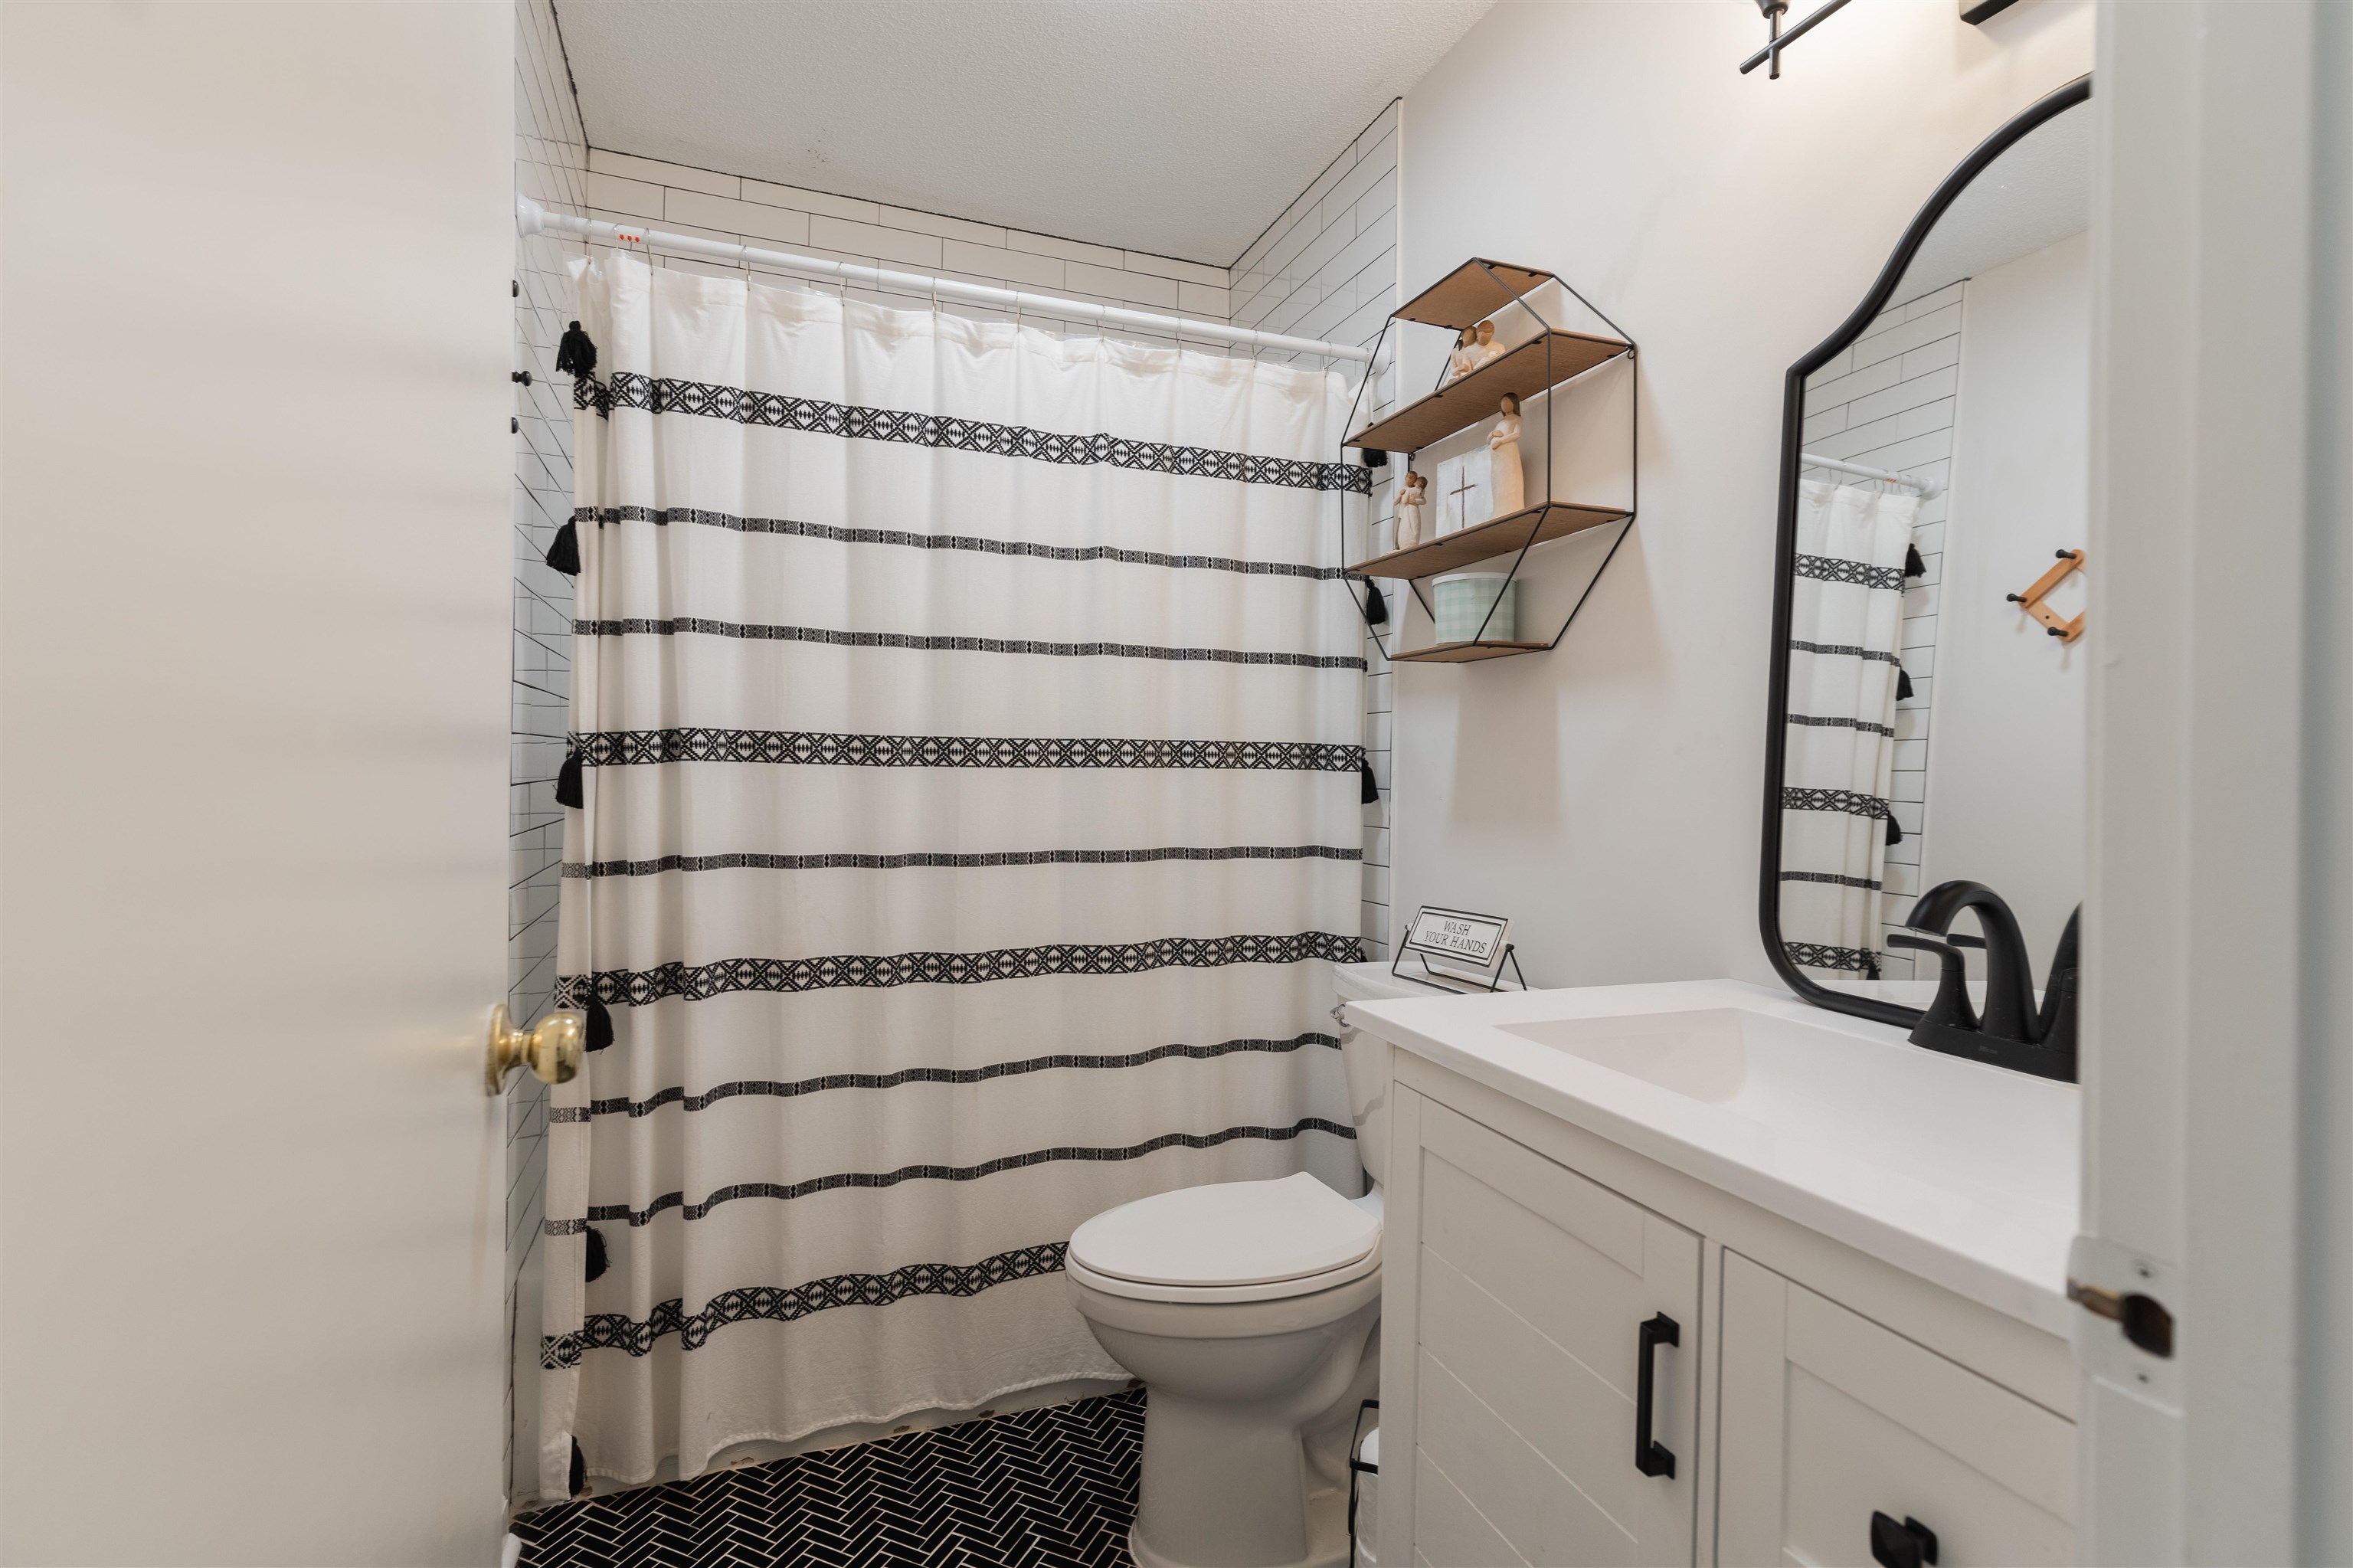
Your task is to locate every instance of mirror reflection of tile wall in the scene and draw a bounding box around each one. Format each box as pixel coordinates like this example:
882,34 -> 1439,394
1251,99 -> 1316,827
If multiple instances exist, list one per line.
1799,284 -> 1963,977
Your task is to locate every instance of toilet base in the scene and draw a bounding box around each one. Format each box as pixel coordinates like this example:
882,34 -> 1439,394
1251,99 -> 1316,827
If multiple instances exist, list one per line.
1070,1272 -> 1379,1568
1131,1480 -> 1351,1568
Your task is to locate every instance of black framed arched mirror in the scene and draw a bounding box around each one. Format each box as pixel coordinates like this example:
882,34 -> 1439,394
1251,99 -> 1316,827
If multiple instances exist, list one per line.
1759,76 -> 2091,1080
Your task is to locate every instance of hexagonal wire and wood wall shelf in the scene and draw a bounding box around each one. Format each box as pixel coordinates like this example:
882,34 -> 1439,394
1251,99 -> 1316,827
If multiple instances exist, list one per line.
1340,259 -> 1638,663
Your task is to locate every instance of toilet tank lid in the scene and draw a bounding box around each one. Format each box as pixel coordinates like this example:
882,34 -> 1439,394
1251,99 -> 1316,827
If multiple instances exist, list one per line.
1334,960 -> 1431,1004
1068,1173 -> 1380,1288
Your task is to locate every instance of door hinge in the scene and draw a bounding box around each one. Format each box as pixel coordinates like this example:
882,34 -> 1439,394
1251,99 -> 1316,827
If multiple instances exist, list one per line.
2067,1277 -> 2175,1357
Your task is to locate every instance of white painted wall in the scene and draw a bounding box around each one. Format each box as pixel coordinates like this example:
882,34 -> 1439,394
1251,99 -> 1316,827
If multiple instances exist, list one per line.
1923,231 -> 2090,964
1391,0 -> 2094,987
1,4 -> 512,1561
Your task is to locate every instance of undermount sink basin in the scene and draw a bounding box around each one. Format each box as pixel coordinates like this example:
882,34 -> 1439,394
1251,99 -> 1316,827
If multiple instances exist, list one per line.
1500,1007 -> 1756,1102
1497,1002 -> 2073,1213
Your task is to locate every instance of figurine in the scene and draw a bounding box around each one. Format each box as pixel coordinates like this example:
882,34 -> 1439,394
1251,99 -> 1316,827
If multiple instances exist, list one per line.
1445,328 -> 1480,385
1487,394 -> 1524,519
1393,471 -> 1429,550
1468,319 -> 1504,371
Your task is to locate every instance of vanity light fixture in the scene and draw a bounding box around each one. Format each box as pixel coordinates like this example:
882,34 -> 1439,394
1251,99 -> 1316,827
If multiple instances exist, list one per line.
1740,0 -> 1854,77
1746,0 -> 2017,76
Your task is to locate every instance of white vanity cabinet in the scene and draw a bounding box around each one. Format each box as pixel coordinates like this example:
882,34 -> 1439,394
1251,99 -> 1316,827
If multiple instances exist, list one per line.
1370,1035 -> 2078,1568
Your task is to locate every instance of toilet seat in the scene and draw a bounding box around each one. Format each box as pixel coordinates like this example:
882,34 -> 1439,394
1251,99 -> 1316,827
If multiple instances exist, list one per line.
1068,1173 -> 1383,1304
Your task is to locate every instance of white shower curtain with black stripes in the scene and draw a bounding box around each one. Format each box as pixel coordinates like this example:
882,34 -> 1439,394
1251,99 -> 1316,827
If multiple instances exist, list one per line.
539,254 -> 1368,1494
1779,478 -> 1919,977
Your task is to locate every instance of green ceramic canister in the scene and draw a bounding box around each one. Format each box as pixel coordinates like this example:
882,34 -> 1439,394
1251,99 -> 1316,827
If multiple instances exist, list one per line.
1434,571 -> 1517,643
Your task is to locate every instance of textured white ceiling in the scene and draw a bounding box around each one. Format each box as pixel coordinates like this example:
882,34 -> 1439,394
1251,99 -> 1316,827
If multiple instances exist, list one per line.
1892,100 -> 2090,306
555,0 -> 1492,264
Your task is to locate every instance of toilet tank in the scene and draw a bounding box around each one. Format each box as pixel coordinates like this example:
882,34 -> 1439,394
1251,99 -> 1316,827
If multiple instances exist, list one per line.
1332,961 -> 1428,1190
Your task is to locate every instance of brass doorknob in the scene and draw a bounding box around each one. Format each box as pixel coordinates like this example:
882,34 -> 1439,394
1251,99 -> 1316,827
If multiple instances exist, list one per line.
486,1003 -> 584,1095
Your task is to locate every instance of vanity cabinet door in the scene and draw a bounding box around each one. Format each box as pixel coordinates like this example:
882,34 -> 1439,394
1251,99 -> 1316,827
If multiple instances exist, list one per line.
1409,1103 -> 1702,1567
1716,1252 -> 2073,1567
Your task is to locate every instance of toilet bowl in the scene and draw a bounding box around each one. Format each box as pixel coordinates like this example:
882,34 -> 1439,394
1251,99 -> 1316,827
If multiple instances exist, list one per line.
1065,962 -> 1420,1568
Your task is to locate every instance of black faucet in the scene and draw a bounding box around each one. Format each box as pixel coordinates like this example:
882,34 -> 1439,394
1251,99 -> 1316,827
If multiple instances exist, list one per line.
1885,881 -> 2079,1082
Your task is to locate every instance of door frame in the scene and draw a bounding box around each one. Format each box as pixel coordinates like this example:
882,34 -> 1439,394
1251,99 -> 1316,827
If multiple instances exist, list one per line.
2077,2 -> 2349,1560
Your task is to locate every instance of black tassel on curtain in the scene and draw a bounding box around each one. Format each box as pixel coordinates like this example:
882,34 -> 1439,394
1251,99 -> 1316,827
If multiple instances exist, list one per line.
555,320 -> 597,378
543,322 -> 598,574
583,996 -> 613,1052
545,519 -> 581,575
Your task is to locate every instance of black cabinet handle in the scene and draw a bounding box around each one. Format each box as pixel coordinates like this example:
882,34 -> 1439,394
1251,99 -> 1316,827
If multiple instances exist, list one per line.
1634,1312 -> 1679,1478
1870,1511 -> 1939,1568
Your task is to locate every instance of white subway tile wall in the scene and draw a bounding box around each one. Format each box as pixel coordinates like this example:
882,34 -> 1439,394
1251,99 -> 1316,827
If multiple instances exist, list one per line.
574,148 -> 1241,350
509,0 -> 587,1504
1799,280 -> 1964,976
1231,102 -> 1402,959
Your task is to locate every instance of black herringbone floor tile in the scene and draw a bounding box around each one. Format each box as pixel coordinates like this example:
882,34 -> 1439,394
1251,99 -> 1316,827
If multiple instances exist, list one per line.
512,1389 -> 1145,1568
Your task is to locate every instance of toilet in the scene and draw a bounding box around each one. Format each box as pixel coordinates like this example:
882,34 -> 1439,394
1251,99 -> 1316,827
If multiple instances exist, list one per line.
1067,961 -> 1420,1568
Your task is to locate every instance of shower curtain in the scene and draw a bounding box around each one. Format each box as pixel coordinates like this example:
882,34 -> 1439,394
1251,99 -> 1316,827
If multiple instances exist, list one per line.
539,254 -> 1369,1493
1780,479 -> 1919,977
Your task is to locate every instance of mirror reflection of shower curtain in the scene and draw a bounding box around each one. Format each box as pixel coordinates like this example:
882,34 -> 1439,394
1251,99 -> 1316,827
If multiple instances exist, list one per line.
535,254 -> 1369,1496
1781,480 -> 1919,977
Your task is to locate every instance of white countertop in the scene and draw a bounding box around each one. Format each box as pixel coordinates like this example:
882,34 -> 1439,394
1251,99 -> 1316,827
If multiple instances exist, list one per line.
1345,978 -> 2080,1337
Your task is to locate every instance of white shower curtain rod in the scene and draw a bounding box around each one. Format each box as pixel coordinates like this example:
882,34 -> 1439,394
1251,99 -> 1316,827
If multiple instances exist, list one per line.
518,198 -> 1374,365
1799,450 -> 1942,497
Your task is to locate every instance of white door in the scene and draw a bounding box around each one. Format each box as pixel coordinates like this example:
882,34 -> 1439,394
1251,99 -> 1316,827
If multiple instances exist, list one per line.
1397,1098 -> 1701,1567
1,5 -> 515,1563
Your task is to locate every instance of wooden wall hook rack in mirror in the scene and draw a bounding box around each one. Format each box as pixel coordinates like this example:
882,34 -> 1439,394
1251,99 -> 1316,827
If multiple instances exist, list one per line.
2005,548 -> 2086,643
